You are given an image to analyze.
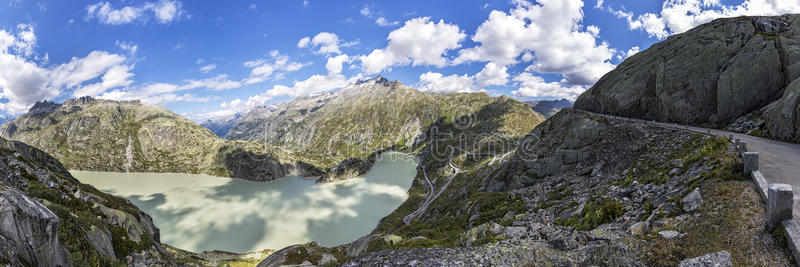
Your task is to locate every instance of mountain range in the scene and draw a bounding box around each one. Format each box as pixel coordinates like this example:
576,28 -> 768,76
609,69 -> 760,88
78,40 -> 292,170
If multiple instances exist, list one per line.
0,14 -> 797,266
524,99 -> 574,118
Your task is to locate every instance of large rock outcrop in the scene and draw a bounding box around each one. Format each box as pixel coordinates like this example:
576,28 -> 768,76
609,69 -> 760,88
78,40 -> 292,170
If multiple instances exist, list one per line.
0,186 -> 68,266
0,136 -> 174,265
575,15 -> 800,127
766,77 -> 800,142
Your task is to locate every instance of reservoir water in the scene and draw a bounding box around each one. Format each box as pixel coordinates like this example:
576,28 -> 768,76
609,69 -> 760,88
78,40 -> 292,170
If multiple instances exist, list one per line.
71,152 -> 418,253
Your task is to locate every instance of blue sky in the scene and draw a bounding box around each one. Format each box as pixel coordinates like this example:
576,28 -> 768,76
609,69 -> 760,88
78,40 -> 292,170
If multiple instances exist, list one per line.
0,0 -> 796,121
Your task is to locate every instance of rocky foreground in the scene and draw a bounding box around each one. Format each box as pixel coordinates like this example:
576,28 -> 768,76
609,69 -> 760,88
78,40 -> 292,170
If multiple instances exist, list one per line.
576,14 -> 800,143
259,109 -> 792,266
0,136 -> 173,265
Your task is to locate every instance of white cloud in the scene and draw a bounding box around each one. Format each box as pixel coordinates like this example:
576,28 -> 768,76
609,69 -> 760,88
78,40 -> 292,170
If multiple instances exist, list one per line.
199,63 -> 216,73
249,4 -> 257,10
0,53 -> 54,114
99,74 -> 238,105
9,24 -> 36,57
454,0 -> 615,86
418,71 -> 480,93
298,32 -> 357,55
115,40 -> 138,55
474,62 -> 508,87
360,6 -> 372,17
50,51 -> 129,89
325,54 -> 349,74
297,36 -> 310,48
511,72 -> 585,100
206,73 -> 357,119
180,74 -> 241,91
243,50 -> 308,85
608,0 -> 800,39
625,46 -> 640,58
72,64 -> 134,97
0,25 -> 135,114
311,32 -> 341,54
86,0 -> 186,25
146,0 -> 183,24
376,17 -> 399,26
360,17 -> 465,74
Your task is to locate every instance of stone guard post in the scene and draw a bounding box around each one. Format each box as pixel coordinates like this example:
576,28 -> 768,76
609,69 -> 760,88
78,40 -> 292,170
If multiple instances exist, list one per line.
768,184 -> 794,230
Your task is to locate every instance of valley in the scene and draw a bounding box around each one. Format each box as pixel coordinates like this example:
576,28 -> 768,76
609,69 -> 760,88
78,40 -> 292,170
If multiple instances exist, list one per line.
0,9 -> 798,267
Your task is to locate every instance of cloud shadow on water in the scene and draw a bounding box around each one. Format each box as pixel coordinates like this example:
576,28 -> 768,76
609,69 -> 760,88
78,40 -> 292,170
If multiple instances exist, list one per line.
71,152 -> 417,253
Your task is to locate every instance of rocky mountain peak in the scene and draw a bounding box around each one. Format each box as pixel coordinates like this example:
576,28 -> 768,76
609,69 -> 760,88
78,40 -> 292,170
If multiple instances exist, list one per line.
28,100 -> 61,114
355,75 -> 389,85
63,95 -> 97,106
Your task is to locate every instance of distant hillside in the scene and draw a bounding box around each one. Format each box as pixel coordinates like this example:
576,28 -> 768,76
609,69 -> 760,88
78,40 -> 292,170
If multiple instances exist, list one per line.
524,99 -> 573,117
575,14 -> 800,142
200,113 -> 243,137
225,76 -> 547,180
0,97 -> 320,181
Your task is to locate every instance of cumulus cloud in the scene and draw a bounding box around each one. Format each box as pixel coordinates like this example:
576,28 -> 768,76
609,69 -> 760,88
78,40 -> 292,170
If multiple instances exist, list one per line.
474,62 -> 508,87
606,0 -> 800,39
625,46 -> 640,58
416,62 -> 511,93
297,32 -> 357,55
453,0 -> 615,86
86,0 -> 185,25
417,72 -> 480,93
325,54 -> 350,74
511,72 -> 586,100
0,25 -> 136,114
360,17 -> 466,74
297,36 -> 310,48
243,50 -> 308,85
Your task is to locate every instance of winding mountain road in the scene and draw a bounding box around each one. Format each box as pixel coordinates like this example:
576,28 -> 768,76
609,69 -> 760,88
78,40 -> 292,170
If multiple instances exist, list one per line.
576,109 -> 800,221
403,147 -> 459,225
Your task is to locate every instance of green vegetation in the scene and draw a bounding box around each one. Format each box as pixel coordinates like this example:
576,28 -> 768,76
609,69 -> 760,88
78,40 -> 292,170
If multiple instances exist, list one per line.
624,132 -> 785,265
625,180 -> 789,266
556,196 -> 625,231
14,150 -> 161,265
617,135 -> 742,187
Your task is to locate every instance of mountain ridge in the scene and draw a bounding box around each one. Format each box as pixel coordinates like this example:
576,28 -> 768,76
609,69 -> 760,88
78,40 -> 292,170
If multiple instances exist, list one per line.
0,96 -> 322,181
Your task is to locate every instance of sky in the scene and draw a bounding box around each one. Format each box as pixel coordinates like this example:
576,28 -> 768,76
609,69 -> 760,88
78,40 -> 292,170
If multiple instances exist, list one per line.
0,0 -> 798,121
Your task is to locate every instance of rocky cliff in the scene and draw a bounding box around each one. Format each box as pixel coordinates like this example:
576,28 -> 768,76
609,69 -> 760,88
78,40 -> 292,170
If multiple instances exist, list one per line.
0,136 -> 173,265
0,96 -> 322,181
259,109 -> 792,266
226,76 -> 546,182
575,14 -> 800,142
